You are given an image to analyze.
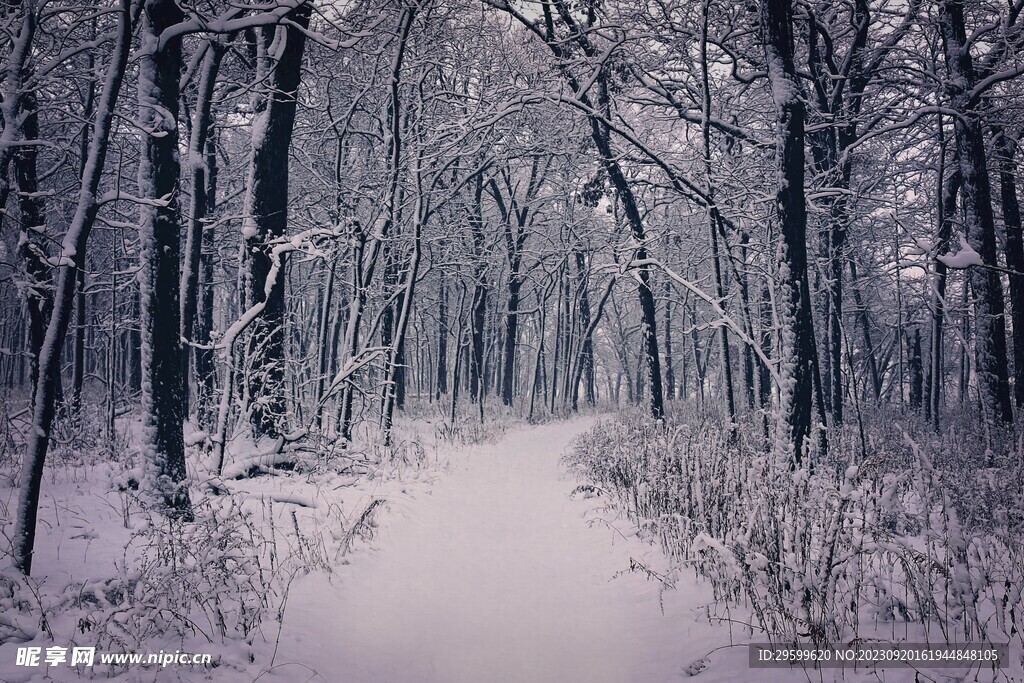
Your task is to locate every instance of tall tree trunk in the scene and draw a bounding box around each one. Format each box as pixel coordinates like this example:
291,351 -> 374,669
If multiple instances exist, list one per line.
137,0 -> 190,516
959,283 -> 971,404
700,0 -> 735,434
436,270 -> 448,400
449,286 -> 467,423
501,276 -> 521,406
194,129 -> 218,429
314,261 -> 336,428
572,250 -> 596,407
127,290 -> 141,394
931,142 -> 961,427
758,283 -> 773,439
763,0 -> 826,461
585,133 -> 663,417
529,282 -> 553,419
908,327 -> 923,410
4,0 -> 48,405
571,275 -> 614,412
993,129 -> 1024,408
382,213 -> 422,441
550,264 -> 566,411
180,40 -> 225,419
531,0 -> 664,419
72,29 -> 95,416
13,87 -> 50,405
663,289 -> 675,402
380,254 -> 410,416
469,280 -> 487,402
14,0 -> 133,574
468,177 -> 487,403
394,328 -> 407,409
689,297 -> 705,405
0,0 -> 38,220
938,0 -> 1014,426
848,258 -> 881,401
72,268 -> 86,414
336,4 -> 414,442
242,2 -> 311,437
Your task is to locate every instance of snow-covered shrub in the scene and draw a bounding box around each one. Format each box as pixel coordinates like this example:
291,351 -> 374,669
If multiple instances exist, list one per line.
0,497 -> 275,674
110,498 -> 273,645
431,401 -> 511,445
567,408 -> 1024,649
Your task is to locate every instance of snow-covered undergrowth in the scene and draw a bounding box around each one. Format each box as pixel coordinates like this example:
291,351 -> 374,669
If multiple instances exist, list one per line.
396,394 -> 588,445
0,398 -> 481,681
0,497 -> 274,676
567,407 -> 1024,668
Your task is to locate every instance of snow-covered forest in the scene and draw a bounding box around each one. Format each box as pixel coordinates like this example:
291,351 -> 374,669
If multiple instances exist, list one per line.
1,0 -> 1023,680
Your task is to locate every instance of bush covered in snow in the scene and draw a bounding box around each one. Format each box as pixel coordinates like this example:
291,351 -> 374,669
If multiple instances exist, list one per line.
567,407 -> 1024,652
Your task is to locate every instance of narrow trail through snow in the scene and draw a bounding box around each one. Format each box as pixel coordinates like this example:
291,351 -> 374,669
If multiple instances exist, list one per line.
268,418 -> 738,683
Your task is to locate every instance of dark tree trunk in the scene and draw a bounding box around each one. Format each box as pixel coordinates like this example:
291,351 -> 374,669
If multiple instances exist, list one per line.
532,0 -> 663,419
14,0 -> 132,574
382,221 -> 421,440
699,5 -> 735,432
763,0 -> 826,461
468,177 -> 487,403
72,268 -> 86,414
395,332 -> 407,409
571,275 -> 613,411
551,265 -> 566,410
489,168 -> 542,408
804,0 -> 892,426
938,0 -> 1014,426
709,211 -> 736,434
194,130 -> 218,429
137,0 -> 190,516
574,250 -> 596,407
379,256 -> 408,416
501,277 -> 521,406
663,289 -> 675,401
587,128 -> 664,419
739,235 -> 756,411
128,290 -> 141,394
908,328 -> 923,410
689,298 -> 705,405
243,3 -> 311,437
381,265 -> 396,356
758,283 -> 773,440
436,270 -> 448,399
71,40 -> 96,416
469,281 -> 487,402
848,258 -> 881,400
180,41 -> 225,419
13,88 -> 50,405
449,286 -> 467,423
314,261 -> 336,427
931,143 -> 961,427
993,129 -> 1024,408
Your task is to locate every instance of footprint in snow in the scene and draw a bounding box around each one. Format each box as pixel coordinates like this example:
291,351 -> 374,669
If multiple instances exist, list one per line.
682,657 -> 709,677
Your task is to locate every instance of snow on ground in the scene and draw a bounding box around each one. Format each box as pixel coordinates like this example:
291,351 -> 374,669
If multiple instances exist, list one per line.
258,418 -> 755,683
3,417 -> 1012,682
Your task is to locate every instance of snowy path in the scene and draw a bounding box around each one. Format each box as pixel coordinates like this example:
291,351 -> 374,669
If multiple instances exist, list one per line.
264,418 -> 746,683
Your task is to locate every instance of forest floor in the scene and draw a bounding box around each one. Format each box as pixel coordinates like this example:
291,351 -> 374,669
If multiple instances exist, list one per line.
264,416 -> 937,683
262,416 -> 751,683
2,415 -> 1011,682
